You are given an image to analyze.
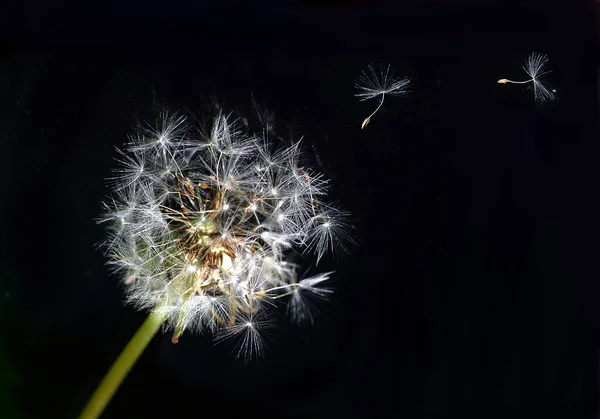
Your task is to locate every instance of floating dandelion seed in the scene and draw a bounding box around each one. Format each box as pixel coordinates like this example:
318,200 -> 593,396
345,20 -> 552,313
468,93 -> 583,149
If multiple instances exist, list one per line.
497,52 -> 556,106
81,105 -> 354,419
354,63 -> 410,129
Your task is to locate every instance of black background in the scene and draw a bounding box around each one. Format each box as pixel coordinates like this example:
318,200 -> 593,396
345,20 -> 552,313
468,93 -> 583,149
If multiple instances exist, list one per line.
1,1 -> 599,418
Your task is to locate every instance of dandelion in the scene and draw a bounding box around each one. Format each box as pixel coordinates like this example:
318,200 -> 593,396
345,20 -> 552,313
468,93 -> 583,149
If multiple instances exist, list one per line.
354,63 -> 410,129
497,52 -> 556,106
80,106 -> 353,419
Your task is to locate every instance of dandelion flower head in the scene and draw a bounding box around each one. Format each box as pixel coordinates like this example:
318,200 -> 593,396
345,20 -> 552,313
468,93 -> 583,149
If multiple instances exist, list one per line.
99,107 -> 352,359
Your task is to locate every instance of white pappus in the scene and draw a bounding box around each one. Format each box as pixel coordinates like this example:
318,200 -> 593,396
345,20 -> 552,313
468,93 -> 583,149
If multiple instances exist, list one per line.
98,106 -> 354,361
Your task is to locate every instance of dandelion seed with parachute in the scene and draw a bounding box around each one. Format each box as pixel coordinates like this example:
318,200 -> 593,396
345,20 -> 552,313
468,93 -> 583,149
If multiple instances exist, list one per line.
354,63 -> 410,129
497,52 -> 556,106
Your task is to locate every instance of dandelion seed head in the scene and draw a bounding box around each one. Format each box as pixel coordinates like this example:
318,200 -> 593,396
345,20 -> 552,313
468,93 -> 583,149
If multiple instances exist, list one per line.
100,106 -> 354,360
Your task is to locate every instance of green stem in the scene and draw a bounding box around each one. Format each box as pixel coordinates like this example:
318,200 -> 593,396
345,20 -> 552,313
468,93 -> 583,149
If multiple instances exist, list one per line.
79,312 -> 166,419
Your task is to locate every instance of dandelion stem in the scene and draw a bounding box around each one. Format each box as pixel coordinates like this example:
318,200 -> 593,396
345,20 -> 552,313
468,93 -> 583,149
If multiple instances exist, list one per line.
79,312 -> 165,419
369,93 -> 386,119
262,283 -> 301,294
497,78 -> 534,84
361,93 -> 386,129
